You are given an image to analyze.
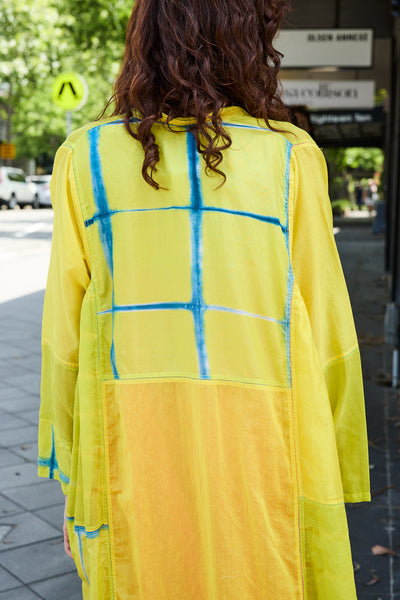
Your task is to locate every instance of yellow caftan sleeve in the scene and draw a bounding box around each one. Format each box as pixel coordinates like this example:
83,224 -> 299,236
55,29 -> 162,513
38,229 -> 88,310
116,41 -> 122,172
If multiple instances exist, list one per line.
38,144 -> 90,494
291,142 -> 370,503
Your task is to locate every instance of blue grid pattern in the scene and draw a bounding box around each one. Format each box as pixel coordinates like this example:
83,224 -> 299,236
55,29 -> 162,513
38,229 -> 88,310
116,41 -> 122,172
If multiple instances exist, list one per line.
86,123 -> 294,384
38,426 -> 70,484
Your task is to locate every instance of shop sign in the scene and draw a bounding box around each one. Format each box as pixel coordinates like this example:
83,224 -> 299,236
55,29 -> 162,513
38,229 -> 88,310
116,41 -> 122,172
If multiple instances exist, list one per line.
281,80 -> 375,109
276,29 -> 374,68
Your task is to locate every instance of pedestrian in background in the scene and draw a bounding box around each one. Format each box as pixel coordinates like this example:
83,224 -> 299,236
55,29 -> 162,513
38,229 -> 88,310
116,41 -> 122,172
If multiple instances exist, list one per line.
366,178 -> 379,214
355,182 -> 365,210
38,0 -> 370,598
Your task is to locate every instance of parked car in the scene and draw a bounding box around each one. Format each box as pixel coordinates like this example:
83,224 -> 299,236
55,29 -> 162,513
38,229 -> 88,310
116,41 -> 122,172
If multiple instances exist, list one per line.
0,167 -> 38,209
28,175 -> 52,208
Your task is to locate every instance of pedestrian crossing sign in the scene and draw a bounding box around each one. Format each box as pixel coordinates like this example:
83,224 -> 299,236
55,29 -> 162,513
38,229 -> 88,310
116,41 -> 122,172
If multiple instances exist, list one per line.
52,72 -> 88,111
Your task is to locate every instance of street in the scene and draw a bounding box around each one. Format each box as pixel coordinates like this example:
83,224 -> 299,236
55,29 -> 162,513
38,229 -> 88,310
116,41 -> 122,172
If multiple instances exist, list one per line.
0,208 -> 53,304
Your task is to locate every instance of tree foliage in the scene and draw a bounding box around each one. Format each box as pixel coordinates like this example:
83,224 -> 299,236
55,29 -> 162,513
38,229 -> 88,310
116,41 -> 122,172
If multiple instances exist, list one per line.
50,0 -> 130,51
0,0 -> 126,165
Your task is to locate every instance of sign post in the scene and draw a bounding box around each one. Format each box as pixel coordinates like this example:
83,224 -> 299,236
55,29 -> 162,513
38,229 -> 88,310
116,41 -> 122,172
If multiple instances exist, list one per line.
52,73 -> 88,136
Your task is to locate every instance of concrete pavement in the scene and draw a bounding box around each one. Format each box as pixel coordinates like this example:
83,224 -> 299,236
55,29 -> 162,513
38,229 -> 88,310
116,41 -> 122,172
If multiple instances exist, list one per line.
0,209 -> 398,599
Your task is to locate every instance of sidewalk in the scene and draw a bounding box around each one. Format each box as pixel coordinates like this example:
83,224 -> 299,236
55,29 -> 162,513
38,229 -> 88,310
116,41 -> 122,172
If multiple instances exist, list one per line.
0,292 -> 81,599
0,222 -> 398,599
336,223 -> 400,599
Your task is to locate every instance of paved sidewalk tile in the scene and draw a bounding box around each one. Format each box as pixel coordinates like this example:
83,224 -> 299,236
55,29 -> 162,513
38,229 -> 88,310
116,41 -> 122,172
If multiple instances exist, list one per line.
0,587 -> 41,599
30,571 -> 82,600
0,396 -> 39,414
2,480 -> 63,511
0,495 -> 22,518
17,410 -> 40,426
0,463 -> 38,491
0,411 -> 30,431
0,511 -> 60,550
0,538 -> 76,583
0,425 -> 39,447
0,566 -> 21,592
2,373 -> 40,395
0,449 -> 25,468
34,504 -> 64,532
10,443 -> 38,463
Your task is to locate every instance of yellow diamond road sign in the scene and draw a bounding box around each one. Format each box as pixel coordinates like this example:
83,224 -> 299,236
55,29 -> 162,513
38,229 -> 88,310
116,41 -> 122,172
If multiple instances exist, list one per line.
52,72 -> 88,111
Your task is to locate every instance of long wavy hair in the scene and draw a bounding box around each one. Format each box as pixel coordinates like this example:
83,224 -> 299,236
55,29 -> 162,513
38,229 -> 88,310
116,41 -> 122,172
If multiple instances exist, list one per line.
103,0 -> 290,189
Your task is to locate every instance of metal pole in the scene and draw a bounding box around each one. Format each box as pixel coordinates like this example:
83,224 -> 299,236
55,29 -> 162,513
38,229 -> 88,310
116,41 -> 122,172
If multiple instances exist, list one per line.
66,111 -> 72,137
393,348 -> 399,387
384,38 -> 395,272
391,18 -> 400,385
6,82 -> 12,167
388,30 -> 400,299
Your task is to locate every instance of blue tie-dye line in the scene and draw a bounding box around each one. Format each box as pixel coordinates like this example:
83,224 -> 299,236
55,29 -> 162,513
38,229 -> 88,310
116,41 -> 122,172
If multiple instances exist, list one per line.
84,205 -> 286,232
89,127 -> 119,379
38,426 -> 70,484
77,529 -> 90,585
65,518 -> 109,539
98,301 -> 285,326
187,131 -> 210,379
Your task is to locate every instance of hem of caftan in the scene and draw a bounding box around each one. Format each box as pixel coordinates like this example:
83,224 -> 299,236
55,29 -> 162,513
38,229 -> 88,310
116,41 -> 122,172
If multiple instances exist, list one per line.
37,464 -> 69,495
299,493 -> 371,506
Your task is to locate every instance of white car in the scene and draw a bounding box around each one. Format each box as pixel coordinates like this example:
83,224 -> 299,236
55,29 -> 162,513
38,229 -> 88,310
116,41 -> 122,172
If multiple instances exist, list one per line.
0,167 -> 38,209
28,175 -> 52,208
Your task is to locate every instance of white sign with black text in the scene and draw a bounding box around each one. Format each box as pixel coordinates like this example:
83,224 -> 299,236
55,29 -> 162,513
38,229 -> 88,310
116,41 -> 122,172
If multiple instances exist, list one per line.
280,80 -> 375,109
276,29 -> 374,68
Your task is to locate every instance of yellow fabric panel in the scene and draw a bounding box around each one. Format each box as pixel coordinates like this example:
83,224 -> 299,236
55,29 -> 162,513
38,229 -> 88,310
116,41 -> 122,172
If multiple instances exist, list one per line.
199,126 -> 288,226
205,311 -> 288,386
290,142 -> 360,363
104,379 -> 302,600
289,142 -> 370,503
299,497 -> 357,600
112,210 -> 192,306
39,143 -> 90,494
98,122 -> 191,210
290,284 -> 345,503
324,348 -> 370,502
42,144 -> 90,364
112,310 -> 200,378
202,211 -> 288,320
65,131 -> 97,224
67,286 -> 107,530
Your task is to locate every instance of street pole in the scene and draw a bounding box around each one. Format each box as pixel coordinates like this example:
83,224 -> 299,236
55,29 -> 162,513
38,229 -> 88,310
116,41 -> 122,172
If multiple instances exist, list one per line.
390,16 -> 400,386
6,82 -> 12,167
66,110 -> 72,137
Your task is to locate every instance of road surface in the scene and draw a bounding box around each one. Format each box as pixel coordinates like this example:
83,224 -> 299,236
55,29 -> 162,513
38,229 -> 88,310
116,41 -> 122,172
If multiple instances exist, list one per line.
0,207 -> 53,304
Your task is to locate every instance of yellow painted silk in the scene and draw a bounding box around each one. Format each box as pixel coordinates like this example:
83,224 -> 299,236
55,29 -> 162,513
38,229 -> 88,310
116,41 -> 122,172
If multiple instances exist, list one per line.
39,107 -> 370,599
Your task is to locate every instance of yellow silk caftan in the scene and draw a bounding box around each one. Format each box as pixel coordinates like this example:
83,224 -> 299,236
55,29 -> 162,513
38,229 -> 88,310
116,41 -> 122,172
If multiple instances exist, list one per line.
38,107 -> 370,600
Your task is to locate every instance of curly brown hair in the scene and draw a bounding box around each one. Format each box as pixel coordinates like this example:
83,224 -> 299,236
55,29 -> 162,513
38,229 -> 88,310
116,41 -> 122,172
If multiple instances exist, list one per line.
103,0 -> 290,189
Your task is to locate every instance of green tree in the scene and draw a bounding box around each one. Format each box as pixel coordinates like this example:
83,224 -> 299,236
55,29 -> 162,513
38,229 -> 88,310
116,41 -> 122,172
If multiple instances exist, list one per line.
0,0 -> 124,165
323,147 -> 384,201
